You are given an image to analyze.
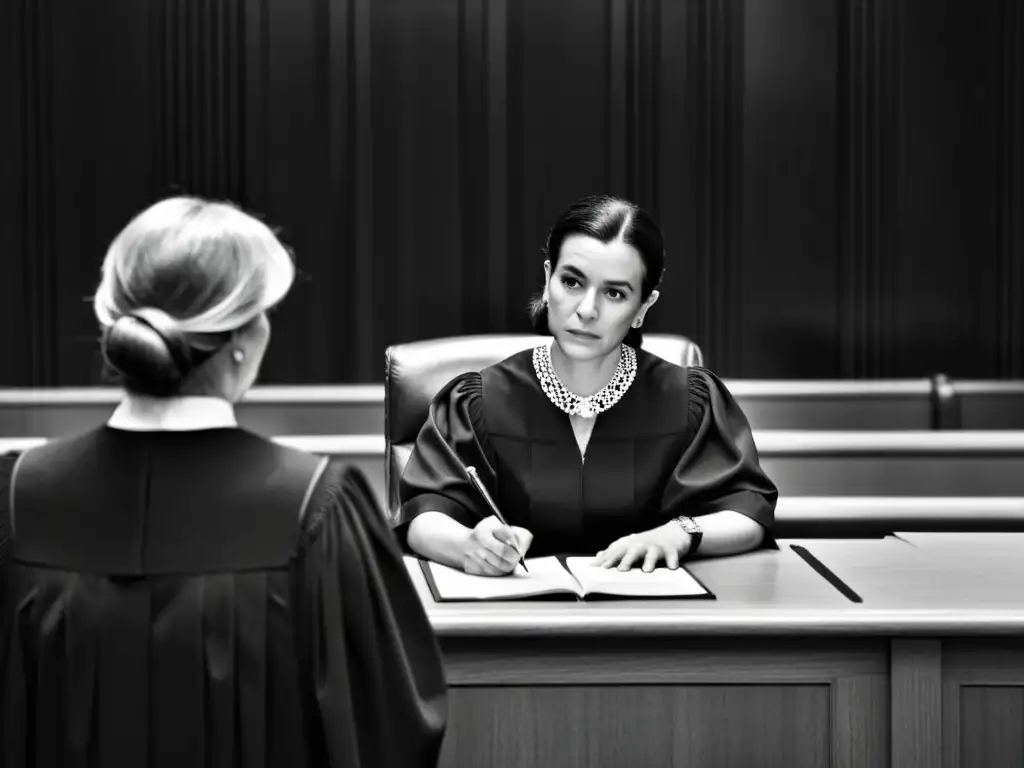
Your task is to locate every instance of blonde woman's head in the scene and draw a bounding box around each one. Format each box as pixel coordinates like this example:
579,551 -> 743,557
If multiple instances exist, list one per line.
93,196 -> 294,401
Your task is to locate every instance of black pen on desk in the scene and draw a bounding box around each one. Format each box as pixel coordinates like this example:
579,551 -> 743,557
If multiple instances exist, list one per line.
465,466 -> 529,573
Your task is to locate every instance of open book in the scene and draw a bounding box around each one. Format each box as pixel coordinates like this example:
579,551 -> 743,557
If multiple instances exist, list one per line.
416,555 -> 715,602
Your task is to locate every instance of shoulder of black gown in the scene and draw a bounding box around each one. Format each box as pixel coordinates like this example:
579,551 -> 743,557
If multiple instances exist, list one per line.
294,459 -> 447,767
420,370 -> 486,444
11,427 -> 321,575
662,366 -> 778,530
686,364 -> 712,437
298,458 -> 391,545
397,371 -> 496,536
481,346 -> 537,389
604,348 -> 691,438
479,346 -> 565,438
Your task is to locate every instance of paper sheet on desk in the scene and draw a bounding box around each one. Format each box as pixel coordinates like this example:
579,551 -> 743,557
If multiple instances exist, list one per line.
424,556 -> 582,600
418,555 -> 713,601
565,557 -> 710,598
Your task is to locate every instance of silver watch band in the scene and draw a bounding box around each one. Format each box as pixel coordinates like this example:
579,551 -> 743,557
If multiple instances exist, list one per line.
674,515 -> 703,555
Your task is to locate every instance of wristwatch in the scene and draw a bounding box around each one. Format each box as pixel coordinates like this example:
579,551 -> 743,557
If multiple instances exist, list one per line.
674,516 -> 703,556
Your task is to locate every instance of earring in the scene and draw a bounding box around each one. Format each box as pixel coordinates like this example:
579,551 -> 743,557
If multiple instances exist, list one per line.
232,348 -> 244,364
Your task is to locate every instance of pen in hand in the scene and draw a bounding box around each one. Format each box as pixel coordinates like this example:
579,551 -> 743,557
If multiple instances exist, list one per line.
465,466 -> 529,573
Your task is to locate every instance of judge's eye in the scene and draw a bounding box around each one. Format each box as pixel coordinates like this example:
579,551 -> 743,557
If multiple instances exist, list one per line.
560,276 -> 581,289
606,289 -> 625,301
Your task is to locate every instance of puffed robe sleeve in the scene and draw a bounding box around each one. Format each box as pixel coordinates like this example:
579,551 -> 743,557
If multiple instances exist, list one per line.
395,373 -> 496,544
661,367 -> 778,530
293,460 -> 448,767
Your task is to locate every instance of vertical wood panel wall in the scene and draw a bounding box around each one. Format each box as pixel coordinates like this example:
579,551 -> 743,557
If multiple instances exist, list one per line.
1,0 -> 1021,384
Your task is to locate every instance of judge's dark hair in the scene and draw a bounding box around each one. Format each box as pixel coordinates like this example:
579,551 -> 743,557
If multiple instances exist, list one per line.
529,195 -> 665,348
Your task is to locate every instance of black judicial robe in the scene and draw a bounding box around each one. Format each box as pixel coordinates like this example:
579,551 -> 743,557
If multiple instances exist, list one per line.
399,348 -> 777,555
0,427 -> 447,768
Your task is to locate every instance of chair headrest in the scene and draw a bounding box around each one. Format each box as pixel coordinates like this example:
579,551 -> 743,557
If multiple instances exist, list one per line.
386,335 -> 546,447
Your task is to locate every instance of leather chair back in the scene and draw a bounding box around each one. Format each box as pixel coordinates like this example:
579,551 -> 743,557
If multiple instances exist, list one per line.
384,333 -> 703,518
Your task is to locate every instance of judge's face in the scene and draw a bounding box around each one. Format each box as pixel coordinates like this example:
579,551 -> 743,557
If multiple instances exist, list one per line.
544,234 -> 656,362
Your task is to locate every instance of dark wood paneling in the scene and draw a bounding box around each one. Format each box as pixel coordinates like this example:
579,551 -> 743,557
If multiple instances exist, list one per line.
461,0 -> 510,333
10,424 -> 1024,510
505,0 -> 635,328
0,381 -> 937,437
959,687 -> 1024,768
894,0 -> 1004,379
15,376 -> 1024,436
764,455 -> 1024,497
891,639 -> 942,768
940,641 -> 1024,768
737,391 -> 932,430
441,637 -> 887,683
836,0 -> 900,378
442,685 -> 831,768
243,0 -> 371,382
436,637 -> 887,768
956,382 -> 1024,430
0,0 -> 25,382
661,0 -> 745,370
2,0 -> 1022,384
834,673 -> 891,768
997,0 -> 1024,378
742,0 -> 838,376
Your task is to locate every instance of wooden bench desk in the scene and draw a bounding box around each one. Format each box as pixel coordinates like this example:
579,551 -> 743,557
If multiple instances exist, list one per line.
411,539 -> 1024,768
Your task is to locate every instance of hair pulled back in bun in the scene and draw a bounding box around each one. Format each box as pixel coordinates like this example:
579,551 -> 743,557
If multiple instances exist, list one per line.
529,195 -> 665,349
100,310 -> 219,396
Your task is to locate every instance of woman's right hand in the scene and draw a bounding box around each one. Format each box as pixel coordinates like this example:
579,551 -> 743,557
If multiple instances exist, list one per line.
462,515 -> 533,576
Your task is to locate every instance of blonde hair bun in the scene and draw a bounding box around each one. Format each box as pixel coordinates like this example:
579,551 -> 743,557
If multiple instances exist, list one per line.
92,196 -> 294,396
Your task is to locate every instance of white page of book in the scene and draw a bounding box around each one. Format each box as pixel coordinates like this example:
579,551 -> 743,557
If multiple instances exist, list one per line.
565,557 -> 709,597
424,556 -> 583,600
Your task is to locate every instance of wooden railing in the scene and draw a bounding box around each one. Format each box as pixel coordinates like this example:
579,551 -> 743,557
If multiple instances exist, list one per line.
5,431 -> 1024,532
3,377 -> 1024,436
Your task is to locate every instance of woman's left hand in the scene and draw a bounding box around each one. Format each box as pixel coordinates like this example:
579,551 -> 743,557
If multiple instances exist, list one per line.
593,522 -> 691,572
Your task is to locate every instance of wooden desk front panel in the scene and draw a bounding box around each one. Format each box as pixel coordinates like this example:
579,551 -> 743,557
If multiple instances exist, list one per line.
438,636 -> 1024,768
416,542 -> 1024,768
942,641 -> 1024,768
438,637 -> 888,768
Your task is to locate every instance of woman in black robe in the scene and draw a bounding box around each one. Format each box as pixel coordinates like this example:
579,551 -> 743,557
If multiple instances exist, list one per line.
398,195 -> 777,576
0,197 -> 446,767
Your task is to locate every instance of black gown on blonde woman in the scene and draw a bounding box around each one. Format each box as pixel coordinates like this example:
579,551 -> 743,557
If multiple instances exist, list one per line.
0,427 -> 446,768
